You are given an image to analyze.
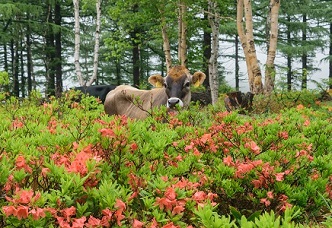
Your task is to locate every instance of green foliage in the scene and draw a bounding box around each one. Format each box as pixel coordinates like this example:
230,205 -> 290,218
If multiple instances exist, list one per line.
194,204 -> 235,228
219,82 -> 234,94
0,71 -> 9,86
252,90 -> 321,114
0,91 -> 331,227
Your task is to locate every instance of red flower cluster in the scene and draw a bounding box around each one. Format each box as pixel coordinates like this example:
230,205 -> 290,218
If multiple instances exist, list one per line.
236,122 -> 253,135
223,156 -> 294,210
50,143 -> 102,187
3,205 -> 47,220
244,140 -> 261,155
184,133 -> 218,156
47,117 -> 58,134
15,155 -> 33,173
326,176 -> 332,199
11,117 -> 25,130
2,192 -> 128,228
155,177 -> 217,218
260,191 -> 274,207
3,155 -> 35,192
2,188 -> 47,220
55,204 -> 126,228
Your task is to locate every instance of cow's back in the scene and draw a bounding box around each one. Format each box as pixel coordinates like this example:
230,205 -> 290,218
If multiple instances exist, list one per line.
104,85 -> 167,119
72,85 -> 116,103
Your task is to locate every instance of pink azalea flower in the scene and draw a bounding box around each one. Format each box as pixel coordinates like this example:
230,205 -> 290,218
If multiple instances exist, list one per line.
61,206 -> 76,222
223,156 -> 234,166
114,209 -> 125,226
260,198 -> 271,206
275,172 -> 285,182
267,191 -> 274,199
2,206 -> 17,217
57,217 -> 71,228
99,128 -> 115,138
72,216 -> 86,228
162,222 -> 179,228
132,219 -> 144,228
164,187 -> 177,200
115,199 -> 126,212
30,207 -> 46,220
16,205 -> 29,220
192,191 -> 206,201
245,141 -> 261,154
172,205 -> 185,215
87,216 -> 102,227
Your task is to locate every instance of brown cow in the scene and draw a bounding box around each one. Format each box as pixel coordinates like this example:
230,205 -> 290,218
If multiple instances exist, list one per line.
104,65 -> 206,119
224,91 -> 254,113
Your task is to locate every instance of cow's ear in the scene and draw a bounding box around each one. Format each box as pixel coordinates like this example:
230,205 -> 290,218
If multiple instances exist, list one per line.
148,74 -> 165,88
192,72 -> 206,88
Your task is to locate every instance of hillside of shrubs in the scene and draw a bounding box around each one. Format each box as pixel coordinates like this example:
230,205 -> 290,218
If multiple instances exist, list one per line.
0,89 -> 331,227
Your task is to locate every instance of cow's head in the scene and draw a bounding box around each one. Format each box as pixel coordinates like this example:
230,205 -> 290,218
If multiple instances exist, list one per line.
148,65 -> 206,109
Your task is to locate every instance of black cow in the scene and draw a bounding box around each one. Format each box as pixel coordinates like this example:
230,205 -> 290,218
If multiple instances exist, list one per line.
224,91 -> 254,113
71,85 -> 116,104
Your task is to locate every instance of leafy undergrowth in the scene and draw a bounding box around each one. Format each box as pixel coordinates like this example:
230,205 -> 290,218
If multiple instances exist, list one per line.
0,90 -> 331,227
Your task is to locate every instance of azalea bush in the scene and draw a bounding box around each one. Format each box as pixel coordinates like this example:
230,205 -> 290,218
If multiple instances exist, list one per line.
252,90 -> 321,114
0,90 -> 332,227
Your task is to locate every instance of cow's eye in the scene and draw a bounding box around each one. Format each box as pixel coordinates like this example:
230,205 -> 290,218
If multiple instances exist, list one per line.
184,82 -> 190,87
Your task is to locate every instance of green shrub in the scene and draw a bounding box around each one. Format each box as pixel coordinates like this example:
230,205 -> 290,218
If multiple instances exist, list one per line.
0,91 -> 331,227
252,90 -> 321,114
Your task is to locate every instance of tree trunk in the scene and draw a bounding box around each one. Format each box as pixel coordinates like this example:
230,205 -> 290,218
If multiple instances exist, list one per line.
264,0 -> 280,94
203,12 -> 211,89
45,3 -> 55,97
73,0 -> 83,86
132,29 -> 140,87
87,0 -> 101,86
329,23 -> 332,89
26,15 -> 33,95
235,35 -> 240,90
243,0 -> 263,94
178,0 -> 187,67
20,41 -> 25,97
286,16 -> 292,91
11,39 -> 19,97
301,13 -> 307,90
54,2 -> 62,97
237,0 -> 253,91
287,56 -> 292,91
4,43 -> 8,72
116,60 -> 121,85
131,4 -> 140,87
45,31 -> 55,97
208,0 -> 220,105
3,20 -> 11,94
160,14 -> 172,72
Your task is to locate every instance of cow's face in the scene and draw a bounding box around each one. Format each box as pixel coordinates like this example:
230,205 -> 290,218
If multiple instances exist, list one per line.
148,65 -> 206,109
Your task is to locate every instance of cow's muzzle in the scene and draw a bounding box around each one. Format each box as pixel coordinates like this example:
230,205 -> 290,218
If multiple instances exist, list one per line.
167,97 -> 183,109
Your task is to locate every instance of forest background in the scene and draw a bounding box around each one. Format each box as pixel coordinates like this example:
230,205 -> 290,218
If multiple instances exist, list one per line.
0,0 -> 332,99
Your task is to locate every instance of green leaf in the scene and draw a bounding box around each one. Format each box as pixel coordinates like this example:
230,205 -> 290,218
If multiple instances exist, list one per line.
229,206 -> 242,221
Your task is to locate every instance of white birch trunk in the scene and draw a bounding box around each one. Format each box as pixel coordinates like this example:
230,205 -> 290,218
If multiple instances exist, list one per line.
208,0 -> 220,105
161,22 -> 172,72
87,0 -> 101,86
244,0 -> 263,94
178,2 -> 182,63
264,0 -> 280,94
237,0 -> 253,91
178,1 -> 187,67
73,0 -> 84,86
159,12 -> 172,72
